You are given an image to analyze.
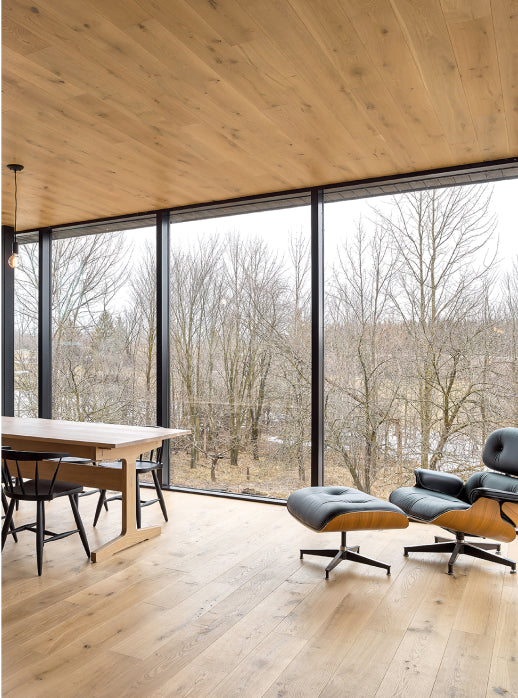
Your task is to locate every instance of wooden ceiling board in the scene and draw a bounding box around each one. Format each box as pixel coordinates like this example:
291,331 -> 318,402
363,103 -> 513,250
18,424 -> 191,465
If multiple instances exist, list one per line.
491,0 -> 518,153
2,0 -> 517,230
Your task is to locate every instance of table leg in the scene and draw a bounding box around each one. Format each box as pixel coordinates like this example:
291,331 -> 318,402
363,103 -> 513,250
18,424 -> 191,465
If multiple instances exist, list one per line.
90,456 -> 161,562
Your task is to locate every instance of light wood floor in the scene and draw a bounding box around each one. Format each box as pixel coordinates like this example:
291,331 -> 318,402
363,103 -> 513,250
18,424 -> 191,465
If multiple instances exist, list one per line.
2,489 -> 517,697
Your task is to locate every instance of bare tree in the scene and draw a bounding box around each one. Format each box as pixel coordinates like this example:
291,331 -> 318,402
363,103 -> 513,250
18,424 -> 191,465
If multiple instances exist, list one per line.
170,236 -> 223,468
219,234 -> 284,468
379,186 -> 497,470
326,222 -> 400,492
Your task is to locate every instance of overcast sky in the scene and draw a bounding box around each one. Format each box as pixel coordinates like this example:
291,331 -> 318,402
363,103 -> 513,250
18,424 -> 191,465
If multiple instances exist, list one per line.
167,178 -> 516,270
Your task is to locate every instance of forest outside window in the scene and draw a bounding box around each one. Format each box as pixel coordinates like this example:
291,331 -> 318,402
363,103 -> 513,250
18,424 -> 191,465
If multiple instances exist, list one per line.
8,173 -> 518,502
324,181 -> 517,499
169,203 -> 311,499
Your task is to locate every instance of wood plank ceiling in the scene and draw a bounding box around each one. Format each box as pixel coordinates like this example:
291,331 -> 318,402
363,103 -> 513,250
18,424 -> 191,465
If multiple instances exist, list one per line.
2,0 -> 518,231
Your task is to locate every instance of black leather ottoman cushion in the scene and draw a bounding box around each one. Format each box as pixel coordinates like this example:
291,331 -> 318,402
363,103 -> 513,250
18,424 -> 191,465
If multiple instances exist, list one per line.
287,486 -> 408,532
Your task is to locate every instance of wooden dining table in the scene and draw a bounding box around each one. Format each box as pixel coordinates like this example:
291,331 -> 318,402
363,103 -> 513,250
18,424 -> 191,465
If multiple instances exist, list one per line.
1,417 -> 189,562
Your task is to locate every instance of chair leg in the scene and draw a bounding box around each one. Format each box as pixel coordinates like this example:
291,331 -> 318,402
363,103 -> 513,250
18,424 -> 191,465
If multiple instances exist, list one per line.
301,548 -> 341,559
404,541 -> 455,556
447,541 -> 463,575
463,542 -> 516,573
2,499 -> 16,550
69,495 -> 90,559
434,534 -> 500,552
93,490 -> 107,527
36,501 -> 45,576
2,491 -> 18,543
405,534 -> 516,574
136,474 -> 142,529
151,469 -> 168,522
324,550 -> 344,578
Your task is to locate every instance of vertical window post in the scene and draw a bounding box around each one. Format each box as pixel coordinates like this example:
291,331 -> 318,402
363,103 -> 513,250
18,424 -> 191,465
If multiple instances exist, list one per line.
2,226 -> 15,416
38,228 -> 52,418
157,211 -> 171,484
311,188 -> 324,486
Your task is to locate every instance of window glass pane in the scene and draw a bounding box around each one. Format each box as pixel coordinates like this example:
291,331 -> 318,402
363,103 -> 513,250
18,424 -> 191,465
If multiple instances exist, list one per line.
169,203 -> 311,498
324,180 -> 517,497
14,242 -> 39,416
52,224 -> 156,425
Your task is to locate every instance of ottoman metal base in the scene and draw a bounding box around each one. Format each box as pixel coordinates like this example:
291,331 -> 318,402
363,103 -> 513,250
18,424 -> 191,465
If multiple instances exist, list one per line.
301,531 -> 391,579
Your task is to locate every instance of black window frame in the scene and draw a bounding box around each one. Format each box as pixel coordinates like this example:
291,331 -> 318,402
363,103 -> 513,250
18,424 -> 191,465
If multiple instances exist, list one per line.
2,157 -> 517,503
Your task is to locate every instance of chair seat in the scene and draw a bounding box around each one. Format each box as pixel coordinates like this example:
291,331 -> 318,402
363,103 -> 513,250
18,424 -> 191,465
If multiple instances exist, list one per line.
389,486 -> 471,523
6,479 -> 84,501
48,456 -> 93,464
97,460 -> 162,473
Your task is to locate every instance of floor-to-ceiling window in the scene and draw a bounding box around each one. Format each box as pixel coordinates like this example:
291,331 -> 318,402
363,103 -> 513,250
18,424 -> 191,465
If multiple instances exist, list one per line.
324,180 -> 517,498
6,167 -> 517,501
13,237 -> 38,417
169,200 -> 311,498
51,220 -> 156,426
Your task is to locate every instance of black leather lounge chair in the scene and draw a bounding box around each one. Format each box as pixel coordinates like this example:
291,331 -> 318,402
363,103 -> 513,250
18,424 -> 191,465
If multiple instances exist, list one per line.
389,427 -> 518,575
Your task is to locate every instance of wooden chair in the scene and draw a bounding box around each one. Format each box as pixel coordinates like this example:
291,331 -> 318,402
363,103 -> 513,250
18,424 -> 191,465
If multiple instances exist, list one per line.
1,448 -> 90,575
93,442 -> 167,529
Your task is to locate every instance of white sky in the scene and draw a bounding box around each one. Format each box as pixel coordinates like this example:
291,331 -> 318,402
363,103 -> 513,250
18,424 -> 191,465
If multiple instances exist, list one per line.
14,178 -> 517,322
80,177 -> 517,315
166,178 -> 517,270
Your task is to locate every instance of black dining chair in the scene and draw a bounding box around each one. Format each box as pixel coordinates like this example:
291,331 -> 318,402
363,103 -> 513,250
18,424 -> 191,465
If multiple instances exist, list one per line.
1,448 -> 91,575
93,442 -> 167,529
48,456 -> 107,508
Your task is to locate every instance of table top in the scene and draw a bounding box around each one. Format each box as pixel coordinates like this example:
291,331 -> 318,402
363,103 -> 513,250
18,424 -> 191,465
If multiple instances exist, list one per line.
1,417 -> 189,450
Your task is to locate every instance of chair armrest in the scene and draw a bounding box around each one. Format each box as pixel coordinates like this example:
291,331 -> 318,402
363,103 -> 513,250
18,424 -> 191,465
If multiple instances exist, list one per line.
469,487 -> 518,504
414,468 -> 464,497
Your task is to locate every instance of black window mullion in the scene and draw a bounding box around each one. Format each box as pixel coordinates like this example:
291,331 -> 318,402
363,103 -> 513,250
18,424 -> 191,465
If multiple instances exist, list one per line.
38,228 -> 52,418
311,188 -> 324,486
156,211 -> 171,485
2,226 -> 15,416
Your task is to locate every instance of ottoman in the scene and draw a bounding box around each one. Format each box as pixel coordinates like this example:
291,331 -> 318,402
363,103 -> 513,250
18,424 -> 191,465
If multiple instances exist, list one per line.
287,486 -> 409,578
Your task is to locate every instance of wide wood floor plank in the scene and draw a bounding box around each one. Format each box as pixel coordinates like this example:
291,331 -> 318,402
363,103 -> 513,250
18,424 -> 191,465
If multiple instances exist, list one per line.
486,580 -> 518,697
430,630 -> 494,698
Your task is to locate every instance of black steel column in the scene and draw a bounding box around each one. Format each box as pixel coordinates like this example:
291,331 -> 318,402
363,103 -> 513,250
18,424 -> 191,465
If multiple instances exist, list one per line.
2,226 -> 15,416
38,228 -> 52,418
311,188 -> 324,486
157,211 -> 171,483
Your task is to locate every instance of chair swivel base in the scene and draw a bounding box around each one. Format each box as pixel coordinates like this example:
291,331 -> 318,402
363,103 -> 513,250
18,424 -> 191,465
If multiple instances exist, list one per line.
301,532 -> 391,579
404,532 -> 516,575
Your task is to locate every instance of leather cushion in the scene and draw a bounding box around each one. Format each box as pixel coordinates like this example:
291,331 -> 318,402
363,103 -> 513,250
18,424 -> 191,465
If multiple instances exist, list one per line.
389,486 -> 470,522
414,468 -> 464,497
463,471 -> 518,502
483,428 -> 518,476
287,486 -> 406,531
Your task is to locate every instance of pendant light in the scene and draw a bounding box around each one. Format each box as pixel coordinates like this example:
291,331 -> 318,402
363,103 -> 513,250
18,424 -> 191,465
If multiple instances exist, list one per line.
7,163 -> 24,269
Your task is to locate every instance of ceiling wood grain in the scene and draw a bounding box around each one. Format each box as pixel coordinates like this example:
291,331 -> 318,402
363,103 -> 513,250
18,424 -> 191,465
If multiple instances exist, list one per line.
2,0 -> 517,230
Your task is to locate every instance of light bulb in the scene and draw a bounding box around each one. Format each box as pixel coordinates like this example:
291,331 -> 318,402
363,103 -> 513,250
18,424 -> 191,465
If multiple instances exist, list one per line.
8,252 -> 20,269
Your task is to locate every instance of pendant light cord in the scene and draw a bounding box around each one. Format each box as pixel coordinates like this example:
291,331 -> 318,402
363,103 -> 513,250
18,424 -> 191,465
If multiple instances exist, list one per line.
13,168 -> 18,238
